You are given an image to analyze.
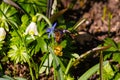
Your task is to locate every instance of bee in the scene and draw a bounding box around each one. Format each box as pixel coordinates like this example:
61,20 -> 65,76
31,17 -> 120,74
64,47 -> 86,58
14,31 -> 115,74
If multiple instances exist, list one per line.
54,29 -> 70,43
54,29 -> 64,43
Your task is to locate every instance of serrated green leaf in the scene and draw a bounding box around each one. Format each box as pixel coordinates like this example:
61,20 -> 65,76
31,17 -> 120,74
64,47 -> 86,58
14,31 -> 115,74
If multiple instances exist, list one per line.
0,2 -> 18,31
103,62 -> 114,80
21,15 -> 29,23
104,38 -> 118,49
103,51 -> 112,60
113,53 -> 120,64
8,45 -> 30,63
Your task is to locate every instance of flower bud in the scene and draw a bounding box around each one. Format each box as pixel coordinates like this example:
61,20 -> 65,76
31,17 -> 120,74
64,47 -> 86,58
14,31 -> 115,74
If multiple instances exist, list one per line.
32,16 -> 37,22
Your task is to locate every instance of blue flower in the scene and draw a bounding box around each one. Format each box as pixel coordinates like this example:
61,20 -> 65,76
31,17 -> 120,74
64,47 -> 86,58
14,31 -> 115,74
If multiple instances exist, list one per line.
46,22 -> 57,38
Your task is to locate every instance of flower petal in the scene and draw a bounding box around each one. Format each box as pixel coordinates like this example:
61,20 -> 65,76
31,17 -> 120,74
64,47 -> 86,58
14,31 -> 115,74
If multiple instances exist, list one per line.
51,22 -> 57,30
46,28 -> 51,33
0,27 -> 6,41
25,22 -> 38,36
46,22 -> 57,38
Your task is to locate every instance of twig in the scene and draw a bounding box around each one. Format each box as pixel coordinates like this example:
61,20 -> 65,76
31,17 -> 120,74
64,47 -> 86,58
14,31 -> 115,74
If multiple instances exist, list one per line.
72,45 -> 111,67
100,51 -> 103,80
46,0 -> 53,18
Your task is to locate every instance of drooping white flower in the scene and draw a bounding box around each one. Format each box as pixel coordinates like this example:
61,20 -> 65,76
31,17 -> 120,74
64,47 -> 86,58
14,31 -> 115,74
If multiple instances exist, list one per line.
0,27 -> 6,41
25,22 -> 38,36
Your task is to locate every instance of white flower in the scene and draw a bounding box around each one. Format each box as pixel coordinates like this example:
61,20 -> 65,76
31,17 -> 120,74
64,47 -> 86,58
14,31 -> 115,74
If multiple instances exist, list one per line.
0,27 -> 6,41
25,22 -> 38,36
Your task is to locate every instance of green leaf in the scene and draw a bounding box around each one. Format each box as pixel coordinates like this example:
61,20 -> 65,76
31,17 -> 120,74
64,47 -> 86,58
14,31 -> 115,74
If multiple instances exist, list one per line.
103,51 -> 112,60
57,57 -> 66,72
14,77 -> 27,80
0,2 -> 18,31
78,61 -> 109,80
37,21 -> 46,37
117,42 -> 120,49
8,45 -> 30,63
49,47 -> 64,80
20,0 -> 47,14
0,75 -> 14,80
39,53 -> 53,74
39,38 -> 47,52
0,41 -> 4,50
36,37 -> 47,53
113,53 -> 120,64
71,53 -> 79,58
21,14 -> 29,23
0,64 -> 2,71
104,38 -> 118,49
103,62 -> 114,80
65,59 -> 73,75
32,62 -> 39,79
60,40 -> 67,48
0,78 -> 12,80
22,4 -> 35,15
1,56 -> 8,62
114,73 -> 120,80
39,53 -> 49,72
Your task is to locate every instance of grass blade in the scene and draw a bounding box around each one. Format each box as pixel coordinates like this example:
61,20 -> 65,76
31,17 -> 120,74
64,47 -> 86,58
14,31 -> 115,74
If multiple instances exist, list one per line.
49,47 -> 64,80
78,61 -> 108,80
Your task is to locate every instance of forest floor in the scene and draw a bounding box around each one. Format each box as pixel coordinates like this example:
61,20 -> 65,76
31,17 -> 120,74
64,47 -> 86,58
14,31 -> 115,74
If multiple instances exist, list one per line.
2,0 -> 120,80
